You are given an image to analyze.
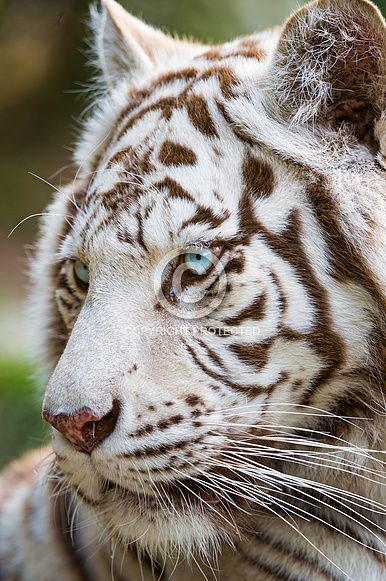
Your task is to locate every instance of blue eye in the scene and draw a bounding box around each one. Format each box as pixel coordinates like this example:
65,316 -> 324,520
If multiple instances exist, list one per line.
73,260 -> 89,285
184,249 -> 214,275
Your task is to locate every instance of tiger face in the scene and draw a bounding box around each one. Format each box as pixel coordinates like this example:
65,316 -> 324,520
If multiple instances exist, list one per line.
34,0 -> 385,558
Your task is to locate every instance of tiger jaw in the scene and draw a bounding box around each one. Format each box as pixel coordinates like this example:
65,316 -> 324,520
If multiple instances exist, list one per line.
52,437 -> 238,553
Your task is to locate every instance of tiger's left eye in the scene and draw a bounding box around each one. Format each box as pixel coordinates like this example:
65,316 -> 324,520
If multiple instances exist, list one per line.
73,260 -> 89,285
184,248 -> 214,276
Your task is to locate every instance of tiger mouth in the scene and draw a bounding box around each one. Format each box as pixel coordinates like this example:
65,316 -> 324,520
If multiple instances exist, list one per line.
100,476 -> 233,509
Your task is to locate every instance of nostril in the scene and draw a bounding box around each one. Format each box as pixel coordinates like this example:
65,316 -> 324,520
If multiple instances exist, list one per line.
80,400 -> 120,450
43,399 -> 120,454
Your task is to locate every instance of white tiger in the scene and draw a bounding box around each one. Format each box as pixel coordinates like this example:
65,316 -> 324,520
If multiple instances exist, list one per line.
1,0 -> 385,579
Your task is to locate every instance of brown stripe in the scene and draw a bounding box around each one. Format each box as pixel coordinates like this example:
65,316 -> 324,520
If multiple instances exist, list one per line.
236,545 -> 298,581
57,294 -> 74,310
157,414 -> 184,431
59,182 -> 87,240
263,210 -> 344,402
184,341 -> 265,396
180,204 -> 229,231
186,94 -> 218,137
135,210 -> 149,253
48,181 -> 89,363
117,96 -> 176,140
115,67 -> 198,127
195,338 -> 227,371
57,272 -> 77,296
117,228 -> 136,245
115,65 -> 237,147
225,291 -> 267,326
224,252 -> 246,275
119,435 -> 203,459
74,487 -> 100,508
230,340 -> 273,372
307,175 -> 385,311
201,45 -> 265,62
237,193 -> 345,403
155,177 -> 195,202
118,457 -> 192,476
159,140 -> 197,166
154,67 -> 198,87
243,151 -> 275,199
244,529 -> 341,581
270,271 -> 288,317
201,66 -> 238,99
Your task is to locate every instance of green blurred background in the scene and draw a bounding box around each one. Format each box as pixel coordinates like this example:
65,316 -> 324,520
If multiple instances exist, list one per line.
1,0 -> 385,469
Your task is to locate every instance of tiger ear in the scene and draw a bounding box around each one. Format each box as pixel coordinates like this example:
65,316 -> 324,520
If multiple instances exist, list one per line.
92,0 -> 182,88
268,0 -> 386,147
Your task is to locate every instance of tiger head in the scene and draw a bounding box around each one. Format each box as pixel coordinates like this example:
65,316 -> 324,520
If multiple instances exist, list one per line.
33,0 -> 385,559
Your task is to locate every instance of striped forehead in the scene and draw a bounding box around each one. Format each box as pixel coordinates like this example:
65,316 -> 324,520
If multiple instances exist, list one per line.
70,43 -> 284,255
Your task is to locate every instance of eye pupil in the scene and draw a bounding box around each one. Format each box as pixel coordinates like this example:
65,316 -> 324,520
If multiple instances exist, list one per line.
196,254 -> 202,260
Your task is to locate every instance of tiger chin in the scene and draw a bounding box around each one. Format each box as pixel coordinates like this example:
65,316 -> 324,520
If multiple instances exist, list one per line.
1,0 -> 386,579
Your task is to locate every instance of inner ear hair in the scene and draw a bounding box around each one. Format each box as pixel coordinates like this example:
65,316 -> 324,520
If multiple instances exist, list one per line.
268,0 -> 386,150
90,0 -> 173,88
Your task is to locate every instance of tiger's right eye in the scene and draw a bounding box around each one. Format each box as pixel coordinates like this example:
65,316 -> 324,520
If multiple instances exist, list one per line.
73,260 -> 89,285
184,249 -> 214,276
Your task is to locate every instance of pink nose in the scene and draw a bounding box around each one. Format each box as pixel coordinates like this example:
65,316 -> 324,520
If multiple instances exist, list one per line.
43,400 -> 120,453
